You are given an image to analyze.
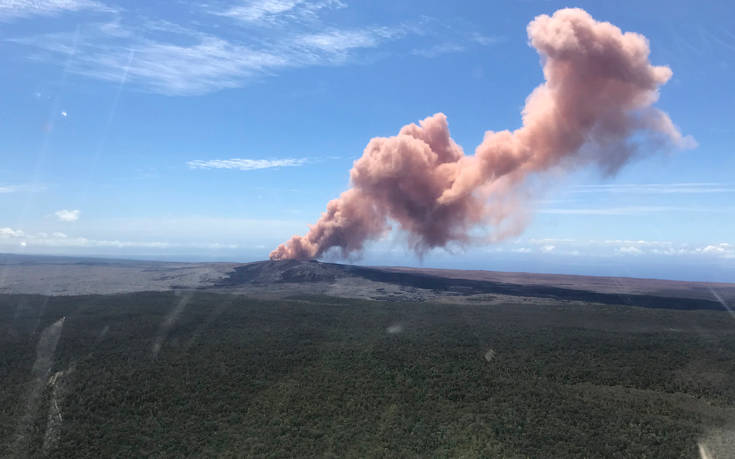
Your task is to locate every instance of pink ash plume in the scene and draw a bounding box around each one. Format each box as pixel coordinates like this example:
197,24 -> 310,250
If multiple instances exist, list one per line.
270,8 -> 693,261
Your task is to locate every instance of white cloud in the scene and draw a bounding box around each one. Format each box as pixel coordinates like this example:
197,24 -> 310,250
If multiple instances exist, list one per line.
0,0 -> 112,20
187,158 -> 307,171
529,237 -> 576,244
698,243 -> 735,258
541,245 -> 555,253
618,246 -> 643,255
55,209 -> 80,222
0,227 -> 24,237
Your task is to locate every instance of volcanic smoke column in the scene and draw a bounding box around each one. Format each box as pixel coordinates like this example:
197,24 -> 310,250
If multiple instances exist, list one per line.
270,8 -> 693,261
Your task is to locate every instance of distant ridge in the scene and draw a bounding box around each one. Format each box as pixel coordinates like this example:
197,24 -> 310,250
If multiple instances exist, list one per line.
2,254 -> 733,309
219,260 -> 730,312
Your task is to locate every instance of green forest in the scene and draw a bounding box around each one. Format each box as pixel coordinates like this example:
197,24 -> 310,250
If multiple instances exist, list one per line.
2,292 -> 735,457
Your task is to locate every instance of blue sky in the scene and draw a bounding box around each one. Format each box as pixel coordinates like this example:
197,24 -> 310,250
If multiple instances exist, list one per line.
1,0 -> 734,281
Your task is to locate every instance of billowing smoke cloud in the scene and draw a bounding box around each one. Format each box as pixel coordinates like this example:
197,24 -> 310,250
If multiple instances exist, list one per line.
270,8 -> 693,261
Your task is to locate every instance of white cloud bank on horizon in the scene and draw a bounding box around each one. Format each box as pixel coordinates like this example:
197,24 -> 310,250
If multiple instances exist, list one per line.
538,205 -> 734,216
571,182 -> 735,194
187,158 -> 307,171
55,209 -> 80,222
1,223 -> 733,261
511,238 -> 735,259
0,226 -> 238,249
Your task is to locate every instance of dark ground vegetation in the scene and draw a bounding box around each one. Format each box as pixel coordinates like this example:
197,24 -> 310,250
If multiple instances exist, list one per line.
2,291 -> 735,457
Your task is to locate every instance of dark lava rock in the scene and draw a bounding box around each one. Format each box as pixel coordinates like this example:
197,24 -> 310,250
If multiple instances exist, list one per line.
218,260 -> 726,312
219,260 -> 348,284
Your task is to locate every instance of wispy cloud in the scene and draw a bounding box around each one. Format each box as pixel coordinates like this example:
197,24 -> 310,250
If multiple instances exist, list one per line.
0,183 -> 45,193
218,0 -> 345,24
469,32 -> 504,46
410,31 -> 504,58
187,158 -> 307,171
0,0 -> 112,20
297,27 -> 395,54
220,0 -> 303,22
91,37 -> 287,95
411,42 -> 465,58
7,1 -> 496,95
55,209 -> 80,222
571,183 -> 735,194
407,18 -> 505,59
11,18 -> 405,95
11,28 -> 290,95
